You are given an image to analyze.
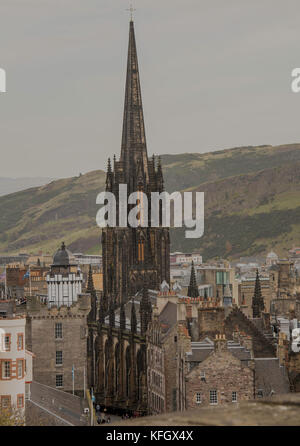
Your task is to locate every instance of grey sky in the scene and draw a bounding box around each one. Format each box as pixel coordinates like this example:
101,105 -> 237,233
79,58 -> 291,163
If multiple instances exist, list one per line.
1,0 -> 300,178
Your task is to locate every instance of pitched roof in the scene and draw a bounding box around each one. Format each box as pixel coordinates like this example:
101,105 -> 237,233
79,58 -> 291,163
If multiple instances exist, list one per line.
254,358 -> 290,395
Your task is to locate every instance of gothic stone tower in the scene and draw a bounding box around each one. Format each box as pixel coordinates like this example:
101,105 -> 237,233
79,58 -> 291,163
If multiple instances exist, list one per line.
102,20 -> 170,305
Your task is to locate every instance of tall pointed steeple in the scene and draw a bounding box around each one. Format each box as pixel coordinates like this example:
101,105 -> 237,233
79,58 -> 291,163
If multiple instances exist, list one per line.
252,269 -> 265,318
187,261 -> 199,298
120,20 -> 149,186
140,284 -> 152,335
223,283 -> 232,307
131,298 -> 137,334
86,265 -> 97,322
101,19 -> 170,304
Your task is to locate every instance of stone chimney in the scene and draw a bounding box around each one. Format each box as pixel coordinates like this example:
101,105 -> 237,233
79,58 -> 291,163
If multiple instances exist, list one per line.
214,333 -> 227,353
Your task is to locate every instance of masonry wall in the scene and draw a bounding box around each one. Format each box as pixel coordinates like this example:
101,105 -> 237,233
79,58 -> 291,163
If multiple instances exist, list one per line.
288,352 -> 300,391
185,349 -> 254,409
26,295 -> 90,393
198,307 -> 225,339
225,308 -> 276,358
162,324 -> 191,413
271,298 -> 299,319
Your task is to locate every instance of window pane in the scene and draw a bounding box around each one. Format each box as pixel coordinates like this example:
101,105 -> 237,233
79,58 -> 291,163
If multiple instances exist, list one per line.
209,390 -> 218,405
4,335 -> 10,350
56,351 -> 63,365
55,323 -> 62,339
1,396 -> 11,408
18,360 -> 23,378
18,334 -> 23,350
3,361 -> 11,378
56,374 -> 63,387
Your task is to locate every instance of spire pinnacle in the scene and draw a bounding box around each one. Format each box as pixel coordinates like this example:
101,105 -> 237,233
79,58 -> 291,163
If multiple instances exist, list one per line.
86,264 -> 95,294
131,298 -> 137,334
187,261 -> 199,298
107,157 -> 112,173
87,265 -> 97,322
252,269 -> 264,318
140,284 -> 152,335
126,4 -> 136,22
120,19 -> 149,186
120,300 -> 126,330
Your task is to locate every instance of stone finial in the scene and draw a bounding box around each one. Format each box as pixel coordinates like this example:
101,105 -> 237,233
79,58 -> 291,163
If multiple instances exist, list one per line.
173,281 -> 182,292
160,280 -> 170,292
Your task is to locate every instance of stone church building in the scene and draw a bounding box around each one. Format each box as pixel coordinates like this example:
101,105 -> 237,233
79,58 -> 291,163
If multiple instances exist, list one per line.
88,19 -> 170,415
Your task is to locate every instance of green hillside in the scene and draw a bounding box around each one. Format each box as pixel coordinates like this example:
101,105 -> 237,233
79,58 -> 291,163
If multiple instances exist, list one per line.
1,143 -> 300,260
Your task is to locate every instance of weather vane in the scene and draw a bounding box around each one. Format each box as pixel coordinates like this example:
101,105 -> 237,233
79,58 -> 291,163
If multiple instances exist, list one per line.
126,4 -> 136,21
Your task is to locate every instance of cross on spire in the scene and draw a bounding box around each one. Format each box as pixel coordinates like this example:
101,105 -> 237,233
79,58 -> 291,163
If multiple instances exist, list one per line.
126,4 -> 136,21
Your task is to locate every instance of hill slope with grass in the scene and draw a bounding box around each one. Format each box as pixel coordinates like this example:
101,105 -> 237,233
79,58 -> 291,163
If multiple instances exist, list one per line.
0,143 -> 300,260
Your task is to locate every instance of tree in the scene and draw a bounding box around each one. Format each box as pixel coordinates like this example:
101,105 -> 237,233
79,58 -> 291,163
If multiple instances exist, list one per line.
0,407 -> 24,426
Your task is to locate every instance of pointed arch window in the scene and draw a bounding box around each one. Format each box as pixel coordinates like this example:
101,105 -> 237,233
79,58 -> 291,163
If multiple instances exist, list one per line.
138,239 -> 145,262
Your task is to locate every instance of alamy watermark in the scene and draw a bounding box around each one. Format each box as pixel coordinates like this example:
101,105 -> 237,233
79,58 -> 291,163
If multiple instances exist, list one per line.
96,184 -> 204,238
0,68 -> 6,92
291,68 -> 300,93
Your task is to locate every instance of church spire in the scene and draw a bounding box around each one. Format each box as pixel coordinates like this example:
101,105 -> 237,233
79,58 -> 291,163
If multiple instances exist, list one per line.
131,298 -> 137,334
140,284 -> 152,335
187,261 -> 199,298
86,264 -> 97,322
120,20 -> 149,185
252,269 -> 265,318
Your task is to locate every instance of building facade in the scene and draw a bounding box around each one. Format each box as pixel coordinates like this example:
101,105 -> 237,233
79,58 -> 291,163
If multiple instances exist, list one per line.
26,293 -> 91,394
0,303 -> 33,421
92,19 -> 171,415
185,335 -> 254,409
46,242 -> 83,308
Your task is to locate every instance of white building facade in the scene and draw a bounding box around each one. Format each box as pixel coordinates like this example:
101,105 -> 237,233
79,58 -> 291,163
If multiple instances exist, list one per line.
46,242 -> 83,308
0,314 -> 32,419
47,271 -> 83,308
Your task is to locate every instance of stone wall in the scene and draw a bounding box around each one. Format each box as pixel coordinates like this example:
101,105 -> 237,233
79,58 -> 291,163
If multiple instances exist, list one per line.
225,307 -> 276,358
162,323 -> 191,413
114,393 -> 300,426
26,381 -> 87,426
185,338 -> 254,409
198,306 -> 225,339
26,294 -> 90,392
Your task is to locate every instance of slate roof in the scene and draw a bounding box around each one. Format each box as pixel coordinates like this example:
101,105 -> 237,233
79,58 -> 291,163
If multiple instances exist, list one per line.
254,358 -> 290,396
187,338 -> 252,364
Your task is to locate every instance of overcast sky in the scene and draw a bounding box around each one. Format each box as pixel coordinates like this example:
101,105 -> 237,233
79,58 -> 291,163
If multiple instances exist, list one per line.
1,0 -> 300,178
